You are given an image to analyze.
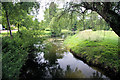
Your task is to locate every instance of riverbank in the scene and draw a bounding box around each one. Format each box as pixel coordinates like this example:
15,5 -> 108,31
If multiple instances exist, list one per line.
70,49 -> 119,79
64,30 -> 120,79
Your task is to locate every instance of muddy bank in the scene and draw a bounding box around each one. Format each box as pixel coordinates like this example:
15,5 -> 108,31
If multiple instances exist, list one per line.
70,49 -> 120,80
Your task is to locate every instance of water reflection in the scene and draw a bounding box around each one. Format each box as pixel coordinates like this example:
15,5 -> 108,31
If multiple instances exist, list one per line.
65,65 -> 85,78
90,71 -> 103,78
19,55 -> 86,79
19,38 -> 109,79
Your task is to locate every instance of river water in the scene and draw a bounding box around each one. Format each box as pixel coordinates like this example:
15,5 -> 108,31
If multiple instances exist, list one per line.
19,37 -> 110,79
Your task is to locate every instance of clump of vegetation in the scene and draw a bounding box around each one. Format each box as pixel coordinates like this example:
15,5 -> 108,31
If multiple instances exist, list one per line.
2,28 -> 41,80
64,30 -> 119,73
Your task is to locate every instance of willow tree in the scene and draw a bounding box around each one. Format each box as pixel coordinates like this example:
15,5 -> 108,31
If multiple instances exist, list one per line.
68,2 -> 120,37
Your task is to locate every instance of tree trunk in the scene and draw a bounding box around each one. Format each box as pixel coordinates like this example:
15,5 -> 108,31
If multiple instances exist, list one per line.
5,10 -> 12,38
18,23 -> 20,33
96,10 -> 120,37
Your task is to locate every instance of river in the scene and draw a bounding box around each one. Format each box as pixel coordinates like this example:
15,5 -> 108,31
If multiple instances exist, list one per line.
19,37 -> 110,79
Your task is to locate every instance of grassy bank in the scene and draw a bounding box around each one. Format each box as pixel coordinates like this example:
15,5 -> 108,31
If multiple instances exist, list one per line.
64,30 -> 120,77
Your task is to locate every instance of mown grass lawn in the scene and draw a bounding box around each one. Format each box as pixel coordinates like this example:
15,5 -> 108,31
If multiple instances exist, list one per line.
64,30 -> 120,72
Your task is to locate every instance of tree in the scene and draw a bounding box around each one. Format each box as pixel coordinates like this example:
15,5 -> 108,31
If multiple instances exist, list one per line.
2,2 -> 40,37
49,17 -> 61,37
44,8 -> 50,27
0,3 -> 2,24
49,2 -> 57,20
33,19 -> 40,30
20,15 -> 34,29
2,2 -> 14,38
44,2 -> 61,36
70,2 -> 120,37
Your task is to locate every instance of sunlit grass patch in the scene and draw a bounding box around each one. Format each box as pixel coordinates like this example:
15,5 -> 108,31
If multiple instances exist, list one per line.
61,29 -> 72,33
1,31 -> 17,37
0,34 -> 2,37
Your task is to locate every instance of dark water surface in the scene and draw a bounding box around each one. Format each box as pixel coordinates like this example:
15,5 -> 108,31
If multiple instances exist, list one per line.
19,38 -> 110,79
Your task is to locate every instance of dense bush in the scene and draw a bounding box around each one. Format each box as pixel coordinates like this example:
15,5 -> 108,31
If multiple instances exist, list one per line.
2,28 -> 41,80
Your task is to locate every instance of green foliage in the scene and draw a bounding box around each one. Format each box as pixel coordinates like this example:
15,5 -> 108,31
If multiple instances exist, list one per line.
0,16 -> 2,24
20,15 -> 34,29
76,11 -> 111,31
43,3 -> 111,37
2,1 -> 40,37
49,2 -> 57,19
43,2 -> 78,37
49,17 -> 62,36
10,26 -> 16,30
43,2 -> 61,37
2,28 -> 41,80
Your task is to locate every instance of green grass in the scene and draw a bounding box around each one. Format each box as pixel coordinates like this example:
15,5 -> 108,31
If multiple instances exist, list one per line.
61,29 -> 72,33
1,31 -> 17,37
40,29 -> 73,37
64,30 -> 119,72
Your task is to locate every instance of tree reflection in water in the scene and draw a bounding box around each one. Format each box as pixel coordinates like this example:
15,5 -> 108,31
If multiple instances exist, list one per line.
90,71 -> 103,78
43,41 -> 65,65
19,39 -> 109,79
19,52 -> 105,79
65,65 -> 85,78
19,55 -> 86,79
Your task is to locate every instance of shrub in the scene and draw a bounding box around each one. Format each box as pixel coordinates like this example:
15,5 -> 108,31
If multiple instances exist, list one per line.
2,27 -> 41,80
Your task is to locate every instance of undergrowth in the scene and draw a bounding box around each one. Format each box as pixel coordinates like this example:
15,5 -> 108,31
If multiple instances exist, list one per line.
2,27 -> 42,80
